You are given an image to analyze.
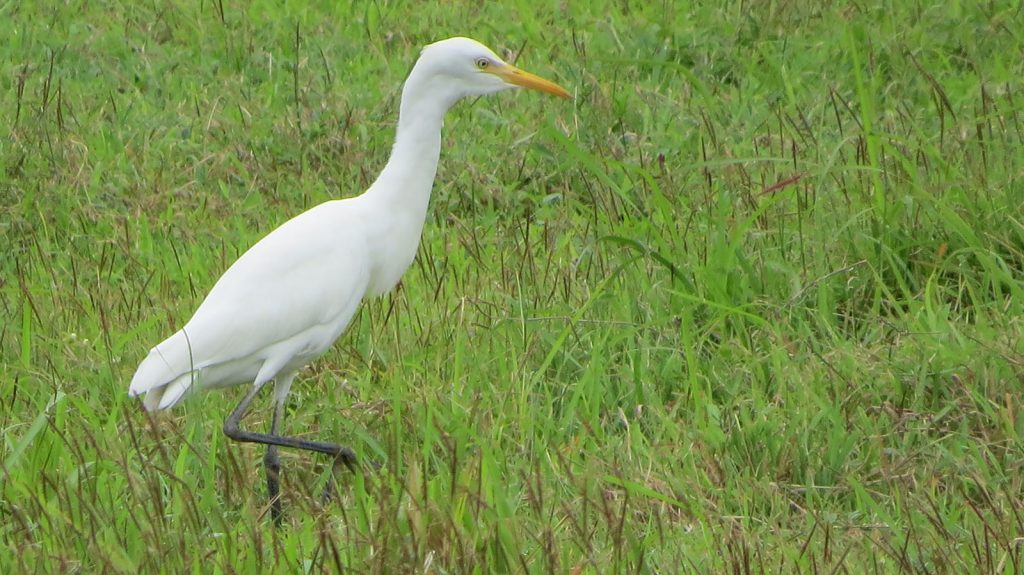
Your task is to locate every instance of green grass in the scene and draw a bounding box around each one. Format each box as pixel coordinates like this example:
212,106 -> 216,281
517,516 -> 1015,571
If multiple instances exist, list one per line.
2,0 -> 1023,572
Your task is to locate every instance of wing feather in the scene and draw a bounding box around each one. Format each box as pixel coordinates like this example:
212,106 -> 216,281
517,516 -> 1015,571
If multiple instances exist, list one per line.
129,199 -> 373,408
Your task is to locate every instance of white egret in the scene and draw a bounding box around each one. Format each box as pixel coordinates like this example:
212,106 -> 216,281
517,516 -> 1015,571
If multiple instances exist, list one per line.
129,37 -> 570,522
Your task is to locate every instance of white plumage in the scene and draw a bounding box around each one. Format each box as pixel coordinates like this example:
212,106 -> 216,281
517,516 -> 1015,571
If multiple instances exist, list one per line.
131,200 -> 373,410
129,37 -> 569,419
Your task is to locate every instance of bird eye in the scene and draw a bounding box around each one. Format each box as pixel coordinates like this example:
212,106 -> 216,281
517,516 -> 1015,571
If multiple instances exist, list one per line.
475,58 -> 489,69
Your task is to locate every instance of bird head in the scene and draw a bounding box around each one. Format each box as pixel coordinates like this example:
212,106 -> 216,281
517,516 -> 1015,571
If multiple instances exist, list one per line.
410,37 -> 570,105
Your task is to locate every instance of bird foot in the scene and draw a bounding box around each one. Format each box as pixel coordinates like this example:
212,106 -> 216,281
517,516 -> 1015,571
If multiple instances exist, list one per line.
320,447 -> 359,505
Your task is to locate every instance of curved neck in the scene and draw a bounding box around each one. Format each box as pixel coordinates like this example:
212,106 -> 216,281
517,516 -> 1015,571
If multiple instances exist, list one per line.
364,74 -> 455,215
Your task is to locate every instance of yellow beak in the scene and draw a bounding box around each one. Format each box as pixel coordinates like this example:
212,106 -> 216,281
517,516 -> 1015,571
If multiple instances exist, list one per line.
491,64 -> 571,99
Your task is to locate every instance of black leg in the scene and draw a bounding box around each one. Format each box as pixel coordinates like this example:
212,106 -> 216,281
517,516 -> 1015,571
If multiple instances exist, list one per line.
223,381 -> 358,524
264,400 -> 283,525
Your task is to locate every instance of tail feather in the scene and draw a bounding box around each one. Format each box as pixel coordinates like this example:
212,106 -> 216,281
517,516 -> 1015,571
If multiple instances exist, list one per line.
130,330 -> 201,411
141,371 -> 198,411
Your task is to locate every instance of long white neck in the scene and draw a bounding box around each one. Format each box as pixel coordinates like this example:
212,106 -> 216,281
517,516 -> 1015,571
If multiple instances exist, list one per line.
357,65 -> 464,296
363,71 -> 456,217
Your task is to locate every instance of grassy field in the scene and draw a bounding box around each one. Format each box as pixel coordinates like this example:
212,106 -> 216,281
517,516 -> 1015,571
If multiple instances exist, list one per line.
2,0 -> 1023,572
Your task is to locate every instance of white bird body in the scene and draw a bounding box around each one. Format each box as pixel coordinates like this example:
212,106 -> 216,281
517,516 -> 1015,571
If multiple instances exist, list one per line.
132,167 -> 437,409
129,37 -> 569,415
132,197 -> 376,410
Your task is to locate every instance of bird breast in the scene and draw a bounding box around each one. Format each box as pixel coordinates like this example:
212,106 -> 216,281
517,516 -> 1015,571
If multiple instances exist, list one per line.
365,210 -> 426,296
